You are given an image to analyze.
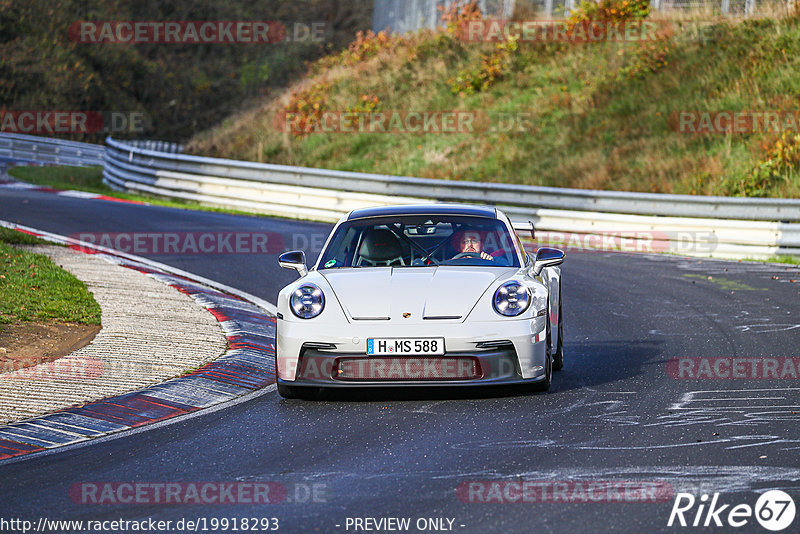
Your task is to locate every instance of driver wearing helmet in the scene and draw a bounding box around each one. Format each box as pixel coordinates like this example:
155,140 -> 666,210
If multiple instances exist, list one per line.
453,230 -> 494,261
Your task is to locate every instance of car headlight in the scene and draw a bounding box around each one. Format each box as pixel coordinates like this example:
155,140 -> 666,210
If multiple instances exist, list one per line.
290,284 -> 325,319
493,281 -> 530,317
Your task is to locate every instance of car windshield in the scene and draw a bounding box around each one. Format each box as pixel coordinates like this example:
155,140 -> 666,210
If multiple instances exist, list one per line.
318,215 -> 520,269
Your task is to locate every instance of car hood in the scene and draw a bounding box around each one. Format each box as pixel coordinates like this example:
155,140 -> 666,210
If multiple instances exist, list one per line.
320,267 -> 515,322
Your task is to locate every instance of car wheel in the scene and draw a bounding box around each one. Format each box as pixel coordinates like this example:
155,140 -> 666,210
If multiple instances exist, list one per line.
297,387 -> 323,400
553,288 -> 564,371
279,384 -> 323,400
277,382 -> 298,399
532,313 -> 552,392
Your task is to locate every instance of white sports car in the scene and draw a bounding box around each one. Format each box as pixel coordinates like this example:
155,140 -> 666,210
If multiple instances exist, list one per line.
275,204 -> 564,399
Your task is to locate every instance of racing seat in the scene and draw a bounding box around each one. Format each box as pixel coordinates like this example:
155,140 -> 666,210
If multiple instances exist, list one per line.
356,228 -> 407,266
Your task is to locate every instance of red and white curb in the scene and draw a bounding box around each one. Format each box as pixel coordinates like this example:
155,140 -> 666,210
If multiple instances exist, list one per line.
0,220 -> 277,462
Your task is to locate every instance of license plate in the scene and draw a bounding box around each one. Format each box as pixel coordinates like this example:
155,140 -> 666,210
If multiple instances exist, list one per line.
366,337 -> 445,356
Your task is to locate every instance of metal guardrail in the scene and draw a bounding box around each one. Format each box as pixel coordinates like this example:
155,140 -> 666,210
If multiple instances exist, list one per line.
0,133 -> 104,167
122,139 -> 183,154
103,137 -> 800,260
2,133 -> 796,260
104,137 -> 800,222
0,134 -> 796,260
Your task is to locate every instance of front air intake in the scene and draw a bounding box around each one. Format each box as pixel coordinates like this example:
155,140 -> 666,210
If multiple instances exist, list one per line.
334,357 -> 481,381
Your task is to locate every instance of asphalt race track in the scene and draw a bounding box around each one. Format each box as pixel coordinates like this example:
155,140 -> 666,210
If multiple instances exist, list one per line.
1,185 -> 799,533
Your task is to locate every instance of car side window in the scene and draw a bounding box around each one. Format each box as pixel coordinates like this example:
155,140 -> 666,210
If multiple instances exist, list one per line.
319,226 -> 358,268
514,230 -> 528,264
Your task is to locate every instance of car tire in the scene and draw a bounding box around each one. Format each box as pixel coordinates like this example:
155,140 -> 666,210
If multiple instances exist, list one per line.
297,387 -> 323,400
553,288 -> 564,372
532,313 -> 552,392
279,383 -> 323,400
277,382 -> 298,399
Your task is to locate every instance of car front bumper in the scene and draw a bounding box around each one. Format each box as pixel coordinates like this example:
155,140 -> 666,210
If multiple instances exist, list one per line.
276,316 -> 548,386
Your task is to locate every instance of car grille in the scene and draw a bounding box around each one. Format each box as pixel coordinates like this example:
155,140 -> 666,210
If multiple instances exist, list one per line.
335,357 -> 481,381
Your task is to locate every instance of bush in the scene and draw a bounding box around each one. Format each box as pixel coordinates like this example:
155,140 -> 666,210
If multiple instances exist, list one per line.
282,83 -> 331,137
449,35 -> 518,95
568,0 -> 651,24
734,132 -> 800,196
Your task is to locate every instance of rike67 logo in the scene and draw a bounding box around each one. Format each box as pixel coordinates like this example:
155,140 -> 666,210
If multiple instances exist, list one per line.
668,490 -> 796,531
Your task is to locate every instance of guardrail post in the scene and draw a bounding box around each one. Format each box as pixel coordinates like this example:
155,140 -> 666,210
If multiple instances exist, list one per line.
95,135 -> 800,260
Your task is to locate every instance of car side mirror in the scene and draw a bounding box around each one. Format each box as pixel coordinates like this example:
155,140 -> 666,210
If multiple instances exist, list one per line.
279,250 -> 308,277
532,247 -> 564,276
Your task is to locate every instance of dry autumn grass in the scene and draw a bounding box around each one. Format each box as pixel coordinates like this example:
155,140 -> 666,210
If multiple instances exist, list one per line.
188,2 -> 800,198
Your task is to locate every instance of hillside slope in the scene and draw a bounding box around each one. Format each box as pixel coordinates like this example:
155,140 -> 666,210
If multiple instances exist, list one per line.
1,0 -> 371,142
188,4 -> 800,198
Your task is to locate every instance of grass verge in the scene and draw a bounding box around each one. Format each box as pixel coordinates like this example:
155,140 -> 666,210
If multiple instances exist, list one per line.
5,163 -> 798,266
7,165 -> 278,219
188,9 -> 800,198
0,228 -> 101,327
742,255 -> 800,265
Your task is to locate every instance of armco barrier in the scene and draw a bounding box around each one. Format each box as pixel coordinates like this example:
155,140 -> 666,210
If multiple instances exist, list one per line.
4,133 -> 799,260
0,133 -> 104,167
103,137 -> 800,222
102,137 -> 800,260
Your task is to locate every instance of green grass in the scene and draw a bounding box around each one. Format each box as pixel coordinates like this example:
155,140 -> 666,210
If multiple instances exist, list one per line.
9,165 -> 157,202
7,165 -> 797,266
0,227 -> 48,246
188,13 -> 800,198
7,165 -> 291,219
8,165 -> 108,194
767,255 -> 800,265
741,255 -> 800,265
0,232 -> 101,326
683,273 -> 767,291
